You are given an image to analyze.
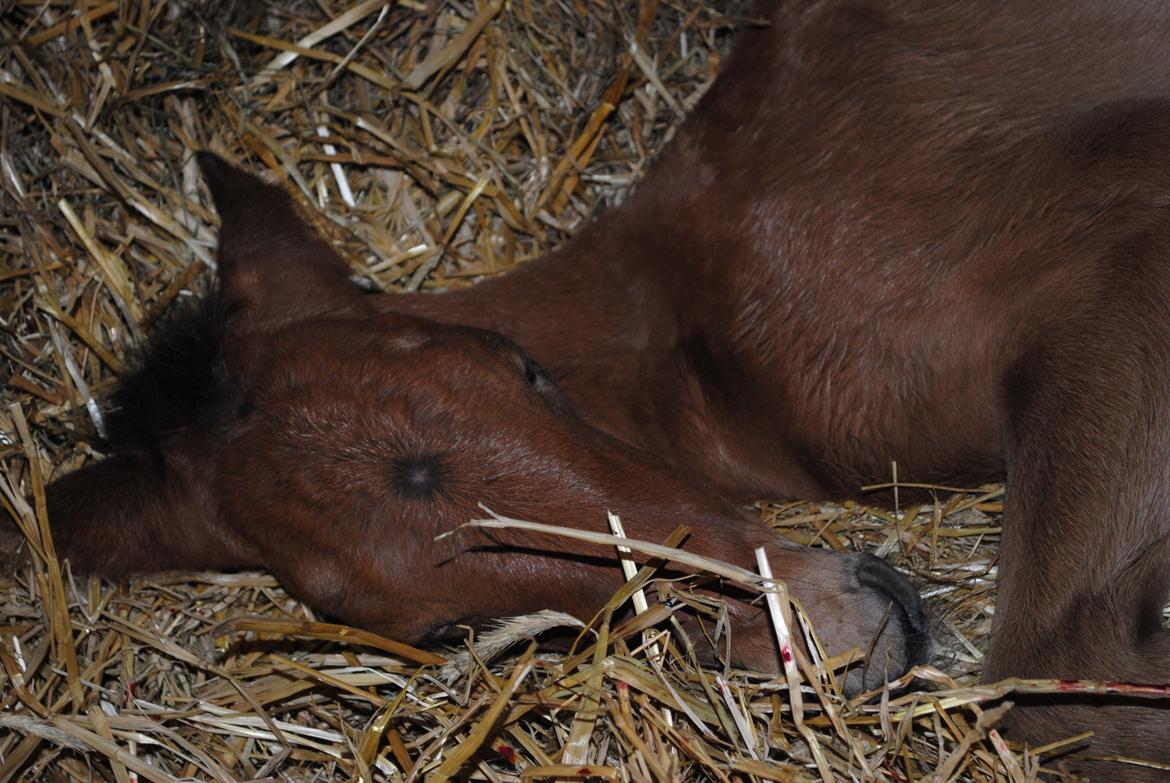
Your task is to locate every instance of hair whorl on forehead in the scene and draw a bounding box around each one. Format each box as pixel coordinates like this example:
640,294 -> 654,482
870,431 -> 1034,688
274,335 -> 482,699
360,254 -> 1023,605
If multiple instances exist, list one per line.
390,453 -> 448,499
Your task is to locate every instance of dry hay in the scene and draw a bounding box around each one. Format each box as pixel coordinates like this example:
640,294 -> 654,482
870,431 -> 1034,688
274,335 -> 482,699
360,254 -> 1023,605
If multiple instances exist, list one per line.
0,2 -> 1159,781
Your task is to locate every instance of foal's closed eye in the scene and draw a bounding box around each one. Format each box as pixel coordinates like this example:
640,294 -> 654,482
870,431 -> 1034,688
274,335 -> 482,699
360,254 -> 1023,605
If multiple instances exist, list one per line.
515,353 -> 578,418
520,356 -> 560,397
470,330 -> 553,391
523,360 -> 542,388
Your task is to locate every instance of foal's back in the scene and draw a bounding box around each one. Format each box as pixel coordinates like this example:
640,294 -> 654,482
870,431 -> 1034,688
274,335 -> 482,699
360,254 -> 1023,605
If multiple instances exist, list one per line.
615,1 -> 1170,499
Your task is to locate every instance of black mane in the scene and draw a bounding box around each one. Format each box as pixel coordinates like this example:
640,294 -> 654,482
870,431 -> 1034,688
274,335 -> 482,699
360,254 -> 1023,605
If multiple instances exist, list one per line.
104,289 -> 241,458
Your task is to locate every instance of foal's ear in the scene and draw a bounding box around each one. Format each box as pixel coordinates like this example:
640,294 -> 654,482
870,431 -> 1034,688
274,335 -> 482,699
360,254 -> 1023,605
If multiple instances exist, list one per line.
45,450 -> 223,574
196,152 -> 361,326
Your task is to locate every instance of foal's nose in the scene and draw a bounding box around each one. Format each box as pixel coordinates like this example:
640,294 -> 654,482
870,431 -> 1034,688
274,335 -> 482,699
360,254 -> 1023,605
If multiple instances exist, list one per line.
854,553 -> 931,670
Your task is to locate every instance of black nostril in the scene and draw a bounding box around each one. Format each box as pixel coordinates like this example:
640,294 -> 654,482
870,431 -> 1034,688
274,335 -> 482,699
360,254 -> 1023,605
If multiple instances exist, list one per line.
855,553 -> 931,665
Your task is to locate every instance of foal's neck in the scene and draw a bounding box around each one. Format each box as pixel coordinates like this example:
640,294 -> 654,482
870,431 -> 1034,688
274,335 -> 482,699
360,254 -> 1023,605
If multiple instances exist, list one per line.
384,213 -> 822,502
386,214 -> 678,442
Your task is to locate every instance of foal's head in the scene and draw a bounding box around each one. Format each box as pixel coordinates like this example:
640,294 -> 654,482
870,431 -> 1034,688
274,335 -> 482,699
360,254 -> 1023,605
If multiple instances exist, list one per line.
35,153 -> 928,687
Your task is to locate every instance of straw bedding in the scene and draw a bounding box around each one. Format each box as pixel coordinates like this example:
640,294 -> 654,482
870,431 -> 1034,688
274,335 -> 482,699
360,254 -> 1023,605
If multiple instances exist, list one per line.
0,2 -> 1155,781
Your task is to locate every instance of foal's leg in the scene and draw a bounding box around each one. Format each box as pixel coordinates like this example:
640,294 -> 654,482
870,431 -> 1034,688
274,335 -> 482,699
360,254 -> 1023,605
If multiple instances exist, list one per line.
986,254 -> 1170,778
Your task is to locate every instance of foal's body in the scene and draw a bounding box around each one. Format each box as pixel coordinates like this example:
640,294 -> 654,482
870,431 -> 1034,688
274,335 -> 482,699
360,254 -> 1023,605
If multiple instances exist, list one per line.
23,1 -> 1170,778
396,1 -> 1170,772
401,1 -> 1170,504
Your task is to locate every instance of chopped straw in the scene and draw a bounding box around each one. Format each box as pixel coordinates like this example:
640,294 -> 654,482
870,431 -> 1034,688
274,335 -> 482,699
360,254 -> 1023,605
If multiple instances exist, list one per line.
3,2 -> 1168,782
